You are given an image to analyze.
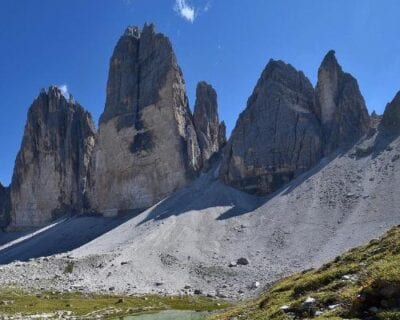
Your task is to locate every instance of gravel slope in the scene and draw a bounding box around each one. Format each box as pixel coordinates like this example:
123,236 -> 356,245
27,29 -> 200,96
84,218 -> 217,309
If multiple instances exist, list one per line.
0,130 -> 399,300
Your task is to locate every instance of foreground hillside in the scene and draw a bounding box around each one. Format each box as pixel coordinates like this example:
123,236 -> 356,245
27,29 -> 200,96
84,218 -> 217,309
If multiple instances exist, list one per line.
210,225 -> 400,320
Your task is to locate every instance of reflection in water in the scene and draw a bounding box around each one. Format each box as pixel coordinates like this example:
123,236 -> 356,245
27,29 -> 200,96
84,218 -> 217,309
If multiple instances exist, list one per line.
124,310 -> 206,319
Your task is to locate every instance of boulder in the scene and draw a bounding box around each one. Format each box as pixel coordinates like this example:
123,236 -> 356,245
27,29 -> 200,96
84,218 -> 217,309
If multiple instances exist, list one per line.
88,24 -> 201,215
315,50 -> 370,155
237,257 -> 250,265
9,86 -> 96,229
220,59 -> 322,195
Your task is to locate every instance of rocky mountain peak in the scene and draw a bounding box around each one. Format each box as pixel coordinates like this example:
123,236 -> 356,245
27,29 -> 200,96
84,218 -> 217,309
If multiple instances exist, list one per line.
316,50 -> 370,155
320,50 -> 340,70
89,24 -> 201,215
220,59 -> 322,195
124,25 -> 141,38
123,23 -> 156,37
382,91 -> 400,130
9,86 -> 96,229
193,81 -> 225,165
251,59 -> 315,107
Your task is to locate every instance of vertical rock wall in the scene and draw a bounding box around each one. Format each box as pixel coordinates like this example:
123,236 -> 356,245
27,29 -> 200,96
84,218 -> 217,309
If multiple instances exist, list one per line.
193,81 -> 226,166
315,50 -> 370,155
9,87 -> 96,229
220,60 -> 322,195
88,24 -> 201,215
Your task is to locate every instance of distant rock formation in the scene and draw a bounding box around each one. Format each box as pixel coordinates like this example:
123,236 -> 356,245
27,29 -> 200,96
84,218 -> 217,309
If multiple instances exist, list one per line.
0,183 -> 10,228
9,87 -> 96,229
1,23 -> 377,228
382,91 -> 400,131
220,60 -> 322,195
88,24 -> 201,215
193,81 -> 226,166
315,50 -> 370,155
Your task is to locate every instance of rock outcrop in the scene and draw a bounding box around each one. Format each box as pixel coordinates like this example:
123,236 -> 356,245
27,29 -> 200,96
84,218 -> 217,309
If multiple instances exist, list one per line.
0,183 -> 10,228
9,86 -> 96,229
88,24 -> 201,215
382,91 -> 400,131
193,81 -> 226,165
315,50 -> 370,155
220,60 -> 322,195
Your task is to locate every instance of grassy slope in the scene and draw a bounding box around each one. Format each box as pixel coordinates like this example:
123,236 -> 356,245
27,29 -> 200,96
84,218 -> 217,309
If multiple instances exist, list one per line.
0,290 -> 229,318
210,226 -> 400,320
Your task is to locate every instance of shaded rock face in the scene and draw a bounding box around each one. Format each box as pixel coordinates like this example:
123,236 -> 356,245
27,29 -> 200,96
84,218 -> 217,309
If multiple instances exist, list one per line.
89,24 -> 201,215
218,121 -> 227,150
193,81 -> 226,165
220,60 -> 322,195
315,50 -> 370,155
382,91 -> 400,131
10,87 -> 96,229
0,183 -> 10,228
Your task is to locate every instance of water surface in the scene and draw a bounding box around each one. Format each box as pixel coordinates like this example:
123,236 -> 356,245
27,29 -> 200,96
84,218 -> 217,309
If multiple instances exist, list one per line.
124,310 -> 206,319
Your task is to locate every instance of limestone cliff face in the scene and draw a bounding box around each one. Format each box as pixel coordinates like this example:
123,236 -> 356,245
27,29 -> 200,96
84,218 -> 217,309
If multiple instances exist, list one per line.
193,81 -> 226,165
382,91 -> 400,131
315,50 -> 370,155
220,60 -> 322,195
88,24 -> 201,215
9,87 -> 96,229
0,183 -> 10,228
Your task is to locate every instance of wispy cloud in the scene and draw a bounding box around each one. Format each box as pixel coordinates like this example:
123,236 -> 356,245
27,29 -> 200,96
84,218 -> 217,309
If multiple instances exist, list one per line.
175,0 -> 196,23
58,85 -> 70,99
204,0 -> 212,12
122,0 -> 134,6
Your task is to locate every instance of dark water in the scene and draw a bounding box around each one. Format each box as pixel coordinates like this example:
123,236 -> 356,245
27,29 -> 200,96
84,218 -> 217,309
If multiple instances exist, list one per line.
123,310 -> 206,319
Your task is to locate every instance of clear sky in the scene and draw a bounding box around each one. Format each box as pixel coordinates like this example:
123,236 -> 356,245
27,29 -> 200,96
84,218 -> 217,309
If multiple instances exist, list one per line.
1,0 -> 400,185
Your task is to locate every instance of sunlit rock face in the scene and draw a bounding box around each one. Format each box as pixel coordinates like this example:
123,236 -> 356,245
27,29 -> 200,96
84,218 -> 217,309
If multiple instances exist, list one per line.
10,87 -> 96,229
88,24 -> 201,216
220,59 -> 322,195
315,50 -> 370,155
193,81 -> 226,166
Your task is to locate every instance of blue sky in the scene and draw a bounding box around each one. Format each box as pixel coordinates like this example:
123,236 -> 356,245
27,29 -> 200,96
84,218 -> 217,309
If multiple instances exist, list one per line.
1,0 -> 400,185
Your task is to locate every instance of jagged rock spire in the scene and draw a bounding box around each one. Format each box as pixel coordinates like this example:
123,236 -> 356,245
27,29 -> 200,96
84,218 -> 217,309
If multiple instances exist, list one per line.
193,81 -> 226,165
9,86 -> 96,229
220,59 -> 322,195
89,24 -> 201,215
315,50 -> 370,155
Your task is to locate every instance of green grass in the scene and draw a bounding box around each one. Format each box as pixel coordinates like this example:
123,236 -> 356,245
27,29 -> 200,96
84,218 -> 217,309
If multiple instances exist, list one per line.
209,225 -> 400,320
0,288 -> 229,319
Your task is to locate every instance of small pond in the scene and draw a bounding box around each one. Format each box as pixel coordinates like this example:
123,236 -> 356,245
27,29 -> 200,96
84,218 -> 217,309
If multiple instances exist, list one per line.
123,310 -> 206,319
